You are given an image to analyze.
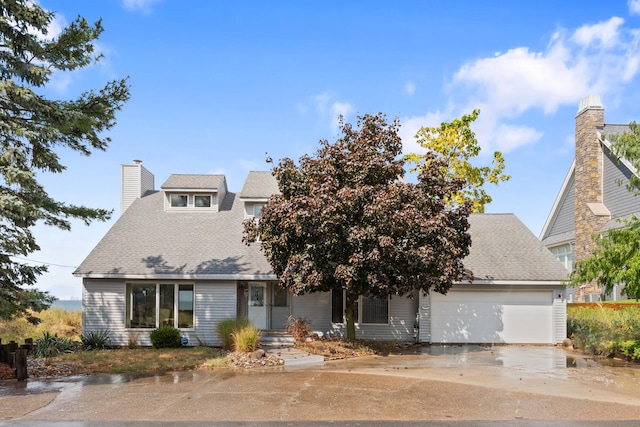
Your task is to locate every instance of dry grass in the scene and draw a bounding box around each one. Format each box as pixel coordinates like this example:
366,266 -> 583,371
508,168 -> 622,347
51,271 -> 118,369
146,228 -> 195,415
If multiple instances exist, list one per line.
54,346 -> 227,374
296,338 -> 411,360
0,308 -> 81,343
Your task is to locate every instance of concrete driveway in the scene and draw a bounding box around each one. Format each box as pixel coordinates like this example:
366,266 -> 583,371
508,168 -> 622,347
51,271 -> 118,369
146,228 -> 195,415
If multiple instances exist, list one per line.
1,345 -> 640,423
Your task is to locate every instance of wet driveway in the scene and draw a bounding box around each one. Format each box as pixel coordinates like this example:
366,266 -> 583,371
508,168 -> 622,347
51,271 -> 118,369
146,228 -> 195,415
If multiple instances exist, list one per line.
1,345 -> 640,423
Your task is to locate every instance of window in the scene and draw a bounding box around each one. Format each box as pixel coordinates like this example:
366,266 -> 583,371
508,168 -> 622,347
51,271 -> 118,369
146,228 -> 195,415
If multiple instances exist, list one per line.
170,194 -> 188,207
126,283 -> 194,329
361,296 -> 389,324
194,195 -> 211,208
253,203 -> 263,219
273,286 -> 288,307
550,244 -> 574,272
331,290 -> 387,324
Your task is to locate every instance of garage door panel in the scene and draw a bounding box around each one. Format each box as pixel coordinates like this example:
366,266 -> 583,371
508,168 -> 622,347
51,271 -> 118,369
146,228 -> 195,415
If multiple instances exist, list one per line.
430,290 -> 553,344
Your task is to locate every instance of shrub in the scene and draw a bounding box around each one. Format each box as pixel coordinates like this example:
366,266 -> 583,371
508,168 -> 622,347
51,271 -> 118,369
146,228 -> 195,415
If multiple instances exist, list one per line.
568,304 -> 640,359
232,325 -> 260,352
81,330 -> 112,350
216,317 -> 250,350
32,331 -> 79,358
287,315 -> 311,342
150,325 -> 182,349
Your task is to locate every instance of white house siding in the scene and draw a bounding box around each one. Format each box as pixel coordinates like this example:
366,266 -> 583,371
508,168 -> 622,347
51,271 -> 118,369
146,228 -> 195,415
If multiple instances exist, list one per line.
83,279 -> 129,345
293,292 -> 417,342
121,163 -> 154,215
83,279 -> 236,347
429,287 -> 557,344
417,292 -> 431,343
291,292 -> 333,333
554,292 -> 567,343
191,281 -> 236,346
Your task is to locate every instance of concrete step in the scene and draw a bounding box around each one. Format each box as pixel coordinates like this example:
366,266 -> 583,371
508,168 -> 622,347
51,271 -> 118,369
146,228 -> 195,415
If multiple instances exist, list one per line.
263,345 -> 324,367
259,330 -> 296,346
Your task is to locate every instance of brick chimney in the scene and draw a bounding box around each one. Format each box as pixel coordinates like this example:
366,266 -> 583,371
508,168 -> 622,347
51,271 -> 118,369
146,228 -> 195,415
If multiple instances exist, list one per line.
574,95 -> 610,299
121,160 -> 155,215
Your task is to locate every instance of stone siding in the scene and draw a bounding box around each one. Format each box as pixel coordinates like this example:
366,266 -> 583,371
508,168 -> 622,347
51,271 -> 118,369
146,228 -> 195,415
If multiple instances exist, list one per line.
573,103 -> 608,299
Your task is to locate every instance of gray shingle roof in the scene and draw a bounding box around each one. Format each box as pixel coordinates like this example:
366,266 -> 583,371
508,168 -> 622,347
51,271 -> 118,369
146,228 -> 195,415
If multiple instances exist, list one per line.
76,173 -> 567,284
602,124 -> 631,137
465,214 -> 568,282
74,189 -> 273,278
161,174 -> 226,190
239,171 -> 279,198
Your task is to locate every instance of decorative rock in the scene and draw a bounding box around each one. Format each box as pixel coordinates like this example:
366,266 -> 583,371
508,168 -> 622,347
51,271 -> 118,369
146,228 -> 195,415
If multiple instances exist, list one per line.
249,349 -> 266,359
562,338 -> 573,348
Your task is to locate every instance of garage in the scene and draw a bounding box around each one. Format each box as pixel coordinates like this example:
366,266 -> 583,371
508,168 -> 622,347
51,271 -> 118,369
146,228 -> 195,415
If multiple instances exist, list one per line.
429,289 -> 554,344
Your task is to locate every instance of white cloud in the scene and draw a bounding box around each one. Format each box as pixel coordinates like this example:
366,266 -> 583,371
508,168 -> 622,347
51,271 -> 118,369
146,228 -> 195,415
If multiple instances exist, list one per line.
399,110 -> 446,155
571,17 -> 624,48
493,123 -> 543,151
630,0 -> 640,15
122,0 -> 162,13
425,16 -> 640,153
405,81 -> 416,96
330,101 -> 354,134
307,92 -> 354,135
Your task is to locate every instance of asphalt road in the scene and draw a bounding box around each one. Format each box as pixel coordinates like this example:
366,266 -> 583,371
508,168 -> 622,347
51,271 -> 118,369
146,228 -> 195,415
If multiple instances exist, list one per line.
1,345 -> 639,425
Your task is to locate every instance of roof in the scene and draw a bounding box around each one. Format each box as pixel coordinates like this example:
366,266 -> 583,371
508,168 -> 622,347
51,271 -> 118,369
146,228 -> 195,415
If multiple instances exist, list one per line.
161,174 -> 226,190
540,124 -> 639,243
465,214 -> 568,283
74,188 -> 274,279
76,177 -> 565,283
239,171 -> 279,199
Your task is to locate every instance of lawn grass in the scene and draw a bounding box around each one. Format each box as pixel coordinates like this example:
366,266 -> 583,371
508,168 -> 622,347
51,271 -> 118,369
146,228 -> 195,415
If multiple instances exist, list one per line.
54,346 -> 228,374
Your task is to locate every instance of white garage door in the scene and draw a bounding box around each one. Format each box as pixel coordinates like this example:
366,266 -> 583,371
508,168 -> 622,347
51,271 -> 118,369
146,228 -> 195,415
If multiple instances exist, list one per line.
430,290 -> 553,344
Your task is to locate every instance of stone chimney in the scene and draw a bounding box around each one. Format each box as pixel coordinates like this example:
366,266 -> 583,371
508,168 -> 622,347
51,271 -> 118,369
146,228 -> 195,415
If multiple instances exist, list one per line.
121,160 -> 155,215
574,95 -> 610,299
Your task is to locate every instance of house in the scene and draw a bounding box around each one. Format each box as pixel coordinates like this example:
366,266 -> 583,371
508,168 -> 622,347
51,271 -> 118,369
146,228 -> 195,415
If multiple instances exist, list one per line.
74,162 -> 568,346
540,95 -> 640,302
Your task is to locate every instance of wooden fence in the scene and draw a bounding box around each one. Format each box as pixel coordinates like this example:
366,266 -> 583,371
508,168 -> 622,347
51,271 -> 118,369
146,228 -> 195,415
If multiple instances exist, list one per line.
0,338 -> 33,381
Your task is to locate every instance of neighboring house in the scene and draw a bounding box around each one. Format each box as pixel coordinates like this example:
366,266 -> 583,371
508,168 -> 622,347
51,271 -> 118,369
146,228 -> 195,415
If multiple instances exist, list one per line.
540,95 -> 640,302
74,162 -> 568,346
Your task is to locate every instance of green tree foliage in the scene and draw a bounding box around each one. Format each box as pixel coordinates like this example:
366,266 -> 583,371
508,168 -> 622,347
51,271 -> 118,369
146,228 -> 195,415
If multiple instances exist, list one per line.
610,121 -> 640,194
244,113 -> 473,340
0,1 -> 130,323
571,122 -> 640,300
570,219 -> 640,300
405,110 -> 510,213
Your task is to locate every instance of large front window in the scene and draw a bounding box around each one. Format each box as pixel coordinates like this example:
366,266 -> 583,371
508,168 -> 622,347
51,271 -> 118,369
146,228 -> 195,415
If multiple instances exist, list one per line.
126,283 -> 194,329
331,290 -> 388,324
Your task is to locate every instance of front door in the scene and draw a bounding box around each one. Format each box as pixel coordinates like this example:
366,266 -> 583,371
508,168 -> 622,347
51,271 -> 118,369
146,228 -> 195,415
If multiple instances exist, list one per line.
248,282 -> 267,329
270,285 -> 290,330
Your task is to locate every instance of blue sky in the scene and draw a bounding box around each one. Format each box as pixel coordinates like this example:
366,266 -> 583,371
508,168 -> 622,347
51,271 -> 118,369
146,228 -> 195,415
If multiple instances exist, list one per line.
27,0 -> 640,299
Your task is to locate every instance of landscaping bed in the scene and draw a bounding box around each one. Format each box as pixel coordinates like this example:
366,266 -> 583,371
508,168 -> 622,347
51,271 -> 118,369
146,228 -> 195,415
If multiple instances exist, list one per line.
0,339 -> 404,380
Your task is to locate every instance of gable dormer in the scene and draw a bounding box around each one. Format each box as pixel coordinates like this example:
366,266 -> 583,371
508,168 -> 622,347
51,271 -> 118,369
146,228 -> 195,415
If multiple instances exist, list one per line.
239,171 -> 279,219
160,174 -> 227,212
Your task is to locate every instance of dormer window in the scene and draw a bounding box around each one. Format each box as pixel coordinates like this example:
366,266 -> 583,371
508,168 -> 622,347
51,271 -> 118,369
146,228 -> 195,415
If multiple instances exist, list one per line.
195,195 -> 211,208
161,174 -> 226,213
254,203 -> 263,219
170,194 -> 188,207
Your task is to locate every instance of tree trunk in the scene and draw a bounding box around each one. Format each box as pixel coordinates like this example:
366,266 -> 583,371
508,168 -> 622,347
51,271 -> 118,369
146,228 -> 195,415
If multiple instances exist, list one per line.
345,291 -> 357,340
